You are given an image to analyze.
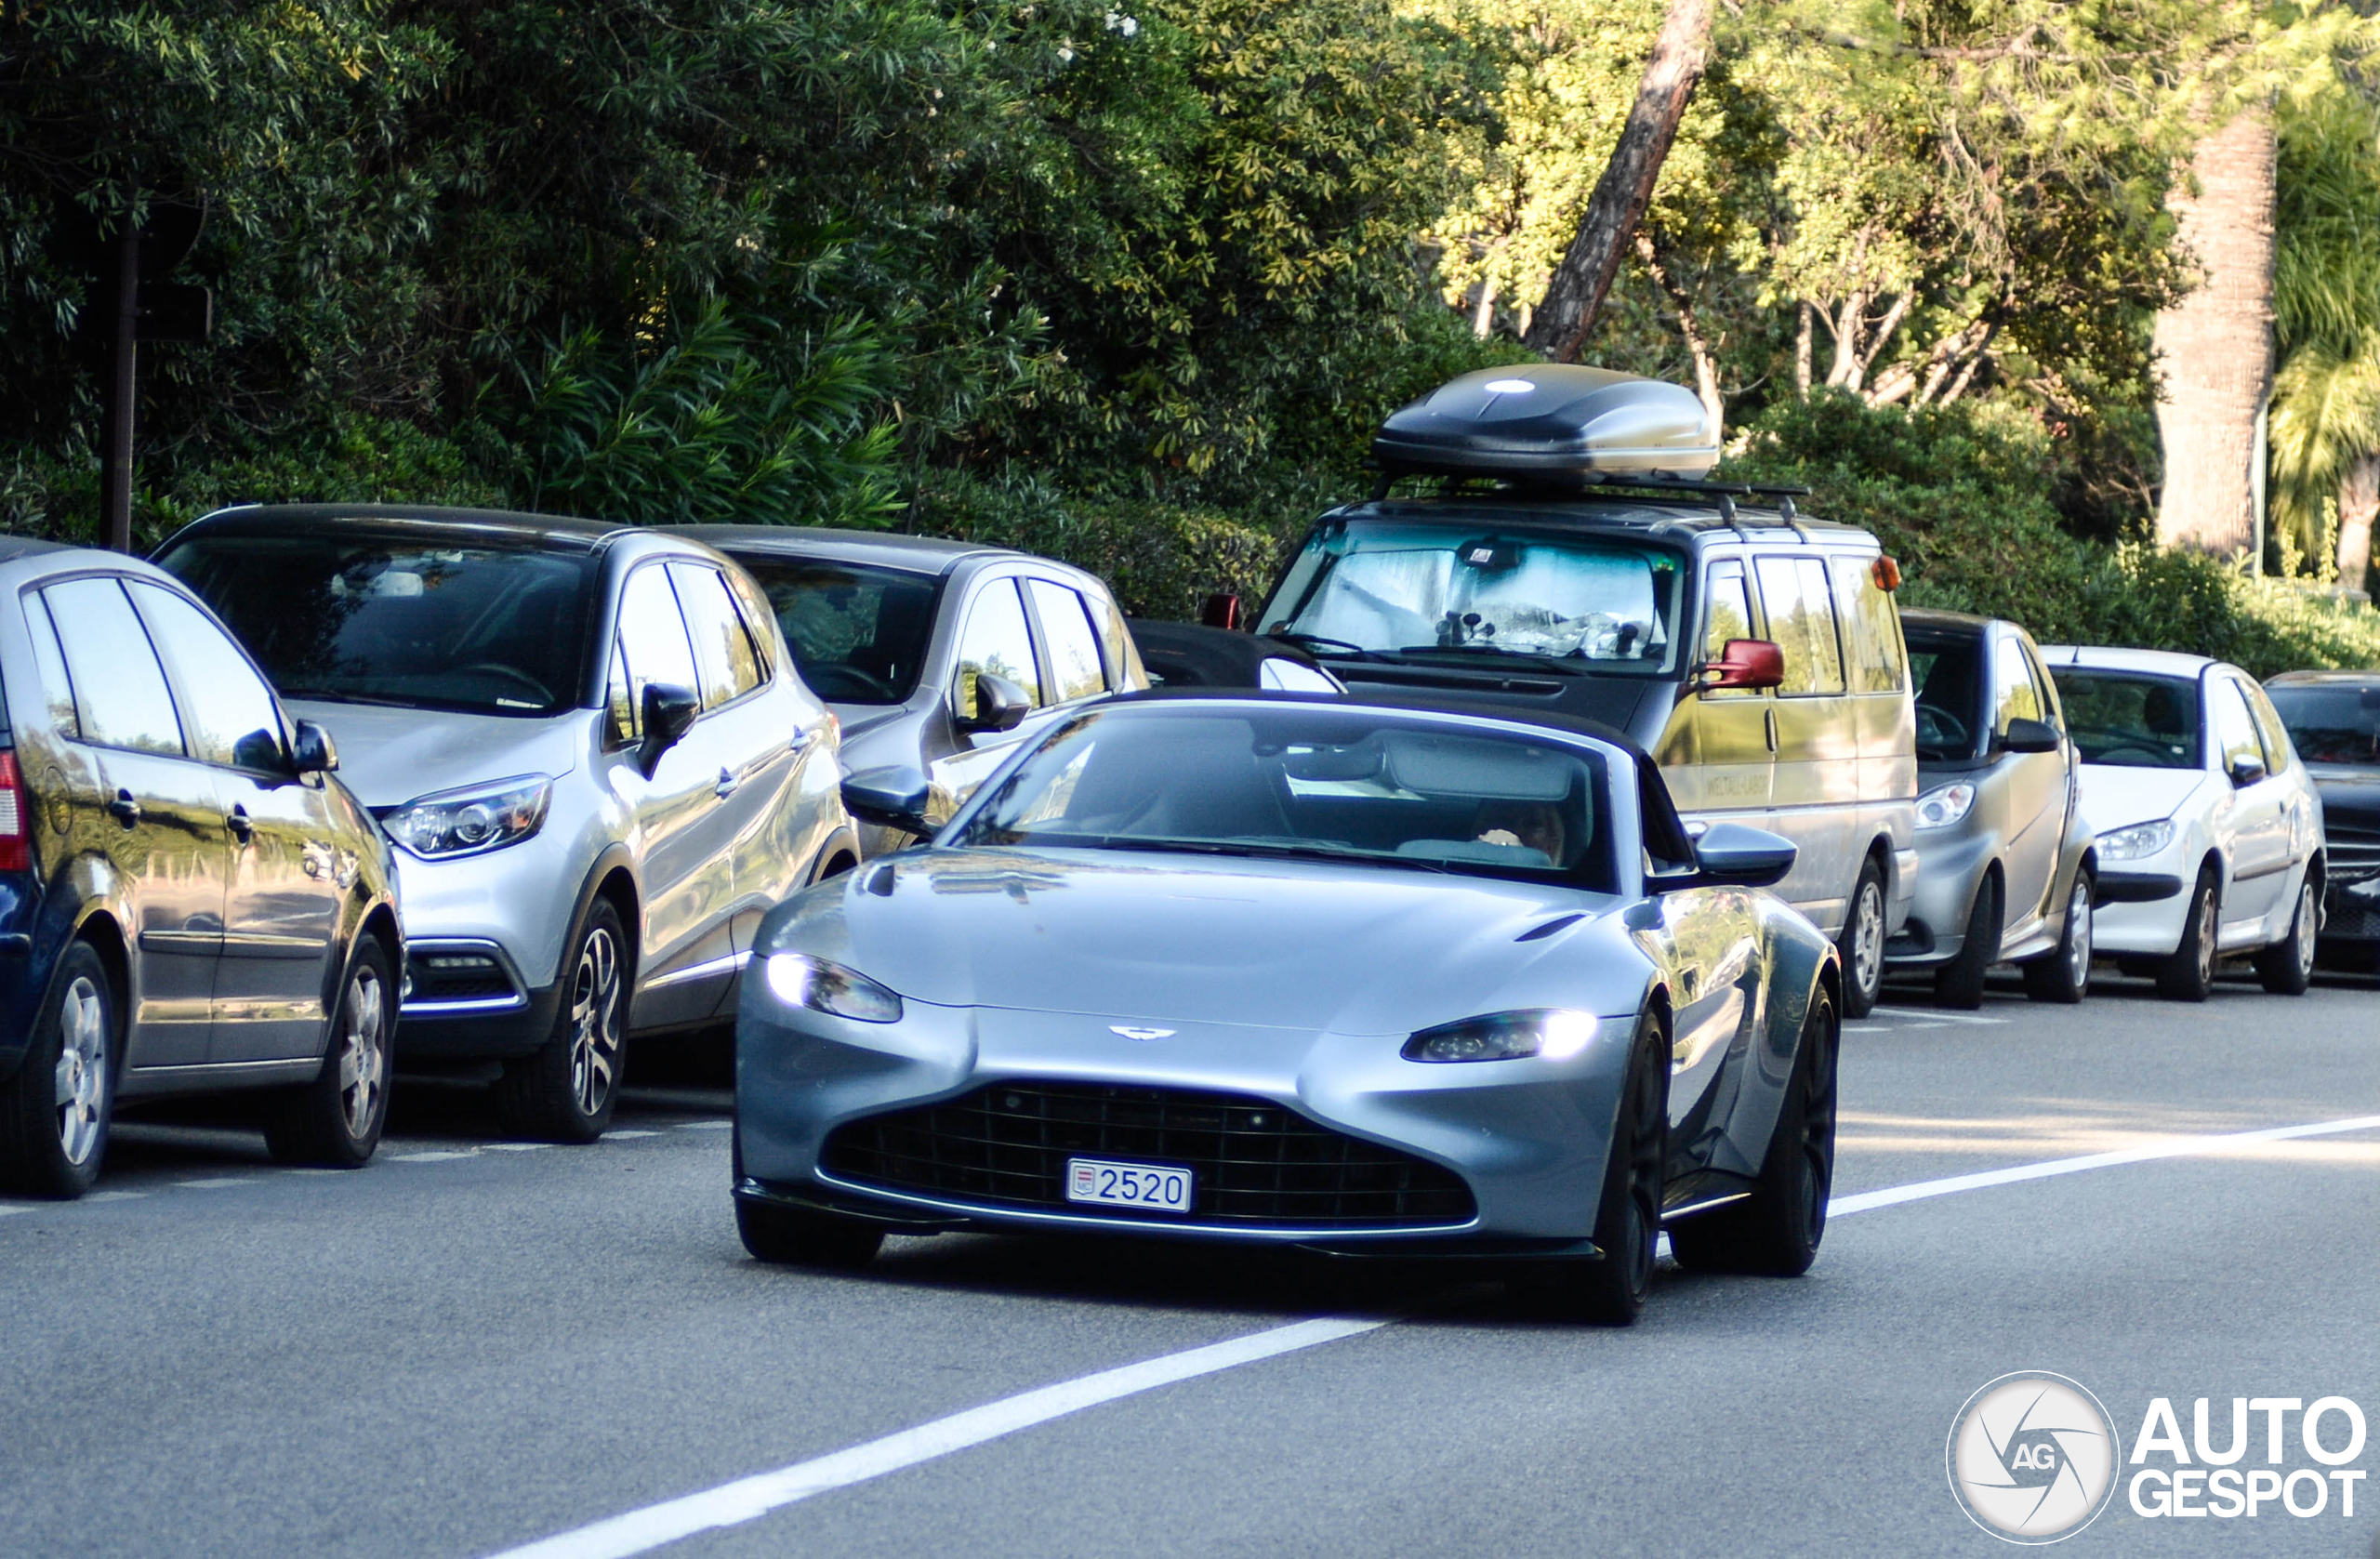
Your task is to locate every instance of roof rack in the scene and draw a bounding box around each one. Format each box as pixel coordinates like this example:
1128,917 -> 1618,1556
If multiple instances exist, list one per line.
1368,466 -> 1811,514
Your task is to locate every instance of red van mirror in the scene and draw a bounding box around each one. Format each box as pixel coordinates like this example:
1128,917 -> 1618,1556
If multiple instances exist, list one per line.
1695,638 -> 1785,693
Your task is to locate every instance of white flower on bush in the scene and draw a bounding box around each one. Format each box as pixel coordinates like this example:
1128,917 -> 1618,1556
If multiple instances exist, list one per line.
1105,10 -> 1139,36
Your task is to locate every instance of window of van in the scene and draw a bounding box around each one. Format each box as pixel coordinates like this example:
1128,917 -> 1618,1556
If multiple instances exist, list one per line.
1828,556 -> 1907,694
1752,557 -> 1844,695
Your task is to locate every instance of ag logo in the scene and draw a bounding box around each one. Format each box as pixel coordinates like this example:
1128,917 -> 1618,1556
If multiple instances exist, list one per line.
1108,1025 -> 1174,1041
1947,1372 -> 2121,1543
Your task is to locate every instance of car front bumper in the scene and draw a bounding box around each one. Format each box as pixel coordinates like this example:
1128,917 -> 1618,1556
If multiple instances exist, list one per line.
734,983 -> 1634,1249
1885,826 -> 1993,971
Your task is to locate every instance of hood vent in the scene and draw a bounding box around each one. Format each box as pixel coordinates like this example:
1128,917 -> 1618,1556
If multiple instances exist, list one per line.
1516,913 -> 1585,943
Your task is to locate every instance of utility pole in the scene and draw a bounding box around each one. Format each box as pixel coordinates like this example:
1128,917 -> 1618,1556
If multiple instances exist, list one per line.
99,209 -> 141,554
87,195 -> 211,553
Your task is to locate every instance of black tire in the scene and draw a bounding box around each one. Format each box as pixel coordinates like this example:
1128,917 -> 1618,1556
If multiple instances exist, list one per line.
1670,984 -> 1838,1277
2155,869 -> 2219,1002
0,940 -> 116,1199
265,938 -> 395,1167
2021,870 -> 2094,1004
497,899 -> 628,1143
1836,858 -> 1887,1019
2254,874 -> 2320,996
1931,871 -> 2002,1010
736,1197 -> 886,1268
1560,1011 -> 1667,1326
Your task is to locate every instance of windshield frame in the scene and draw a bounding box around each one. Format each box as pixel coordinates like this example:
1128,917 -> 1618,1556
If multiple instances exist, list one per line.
154,525 -> 605,720
940,698 -> 1628,893
723,550 -> 950,707
1257,514 -> 1690,680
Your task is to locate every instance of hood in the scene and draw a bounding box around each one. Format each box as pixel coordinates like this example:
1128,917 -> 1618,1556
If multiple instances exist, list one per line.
770,846 -> 1631,1035
2077,764 -> 2206,834
286,698 -> 586,809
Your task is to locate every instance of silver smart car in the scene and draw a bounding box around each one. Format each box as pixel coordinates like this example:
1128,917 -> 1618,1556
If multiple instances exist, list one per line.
1887,611 -> 2096,1006
157,506 -> 860,1140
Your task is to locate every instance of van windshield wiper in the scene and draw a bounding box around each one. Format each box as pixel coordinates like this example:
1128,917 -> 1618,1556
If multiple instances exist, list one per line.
1269,631 -> 1380,659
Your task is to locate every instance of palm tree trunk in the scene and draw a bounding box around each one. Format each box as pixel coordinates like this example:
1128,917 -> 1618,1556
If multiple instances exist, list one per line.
2152,109 -> 2278,557
1521,0 -> 1712,363
2340,452 -> 2379,593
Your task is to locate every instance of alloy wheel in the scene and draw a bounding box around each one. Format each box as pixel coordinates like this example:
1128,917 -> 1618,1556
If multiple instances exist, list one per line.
1617,1038 -> 1664,1294
2194,888 -> 2217,987
1797,1010 -> 1838,1248
2295,882 -> 2319,981
1851,881 -> 1884,997
337,966 -> 388,1140
2066,879 -> 2094,989
52,975 -> 105,1167
567,926 -> 624,1119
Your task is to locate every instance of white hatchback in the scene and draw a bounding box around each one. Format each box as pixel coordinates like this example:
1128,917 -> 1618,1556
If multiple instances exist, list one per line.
2038,646 -> 2324,1000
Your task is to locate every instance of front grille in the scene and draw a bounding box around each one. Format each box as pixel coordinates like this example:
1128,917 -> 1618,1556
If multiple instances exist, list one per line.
821,1081 -> 1475,1228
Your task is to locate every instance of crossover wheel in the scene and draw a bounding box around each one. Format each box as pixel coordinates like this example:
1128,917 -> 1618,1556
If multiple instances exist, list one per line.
0,940 -> 116,1199
2021,871 -> 2094,1004
498,900 -> 628,1143
1836,859 -> 1886,1018
1670,985 -> 1838,1277
736,1198 -> 886,1268
2155,870 -> 2219,1002
1562,1011 -> 1667,1326
266,939 -> 394,1167
2254,876 -> 2320,996
1932,871 -> 2001,1010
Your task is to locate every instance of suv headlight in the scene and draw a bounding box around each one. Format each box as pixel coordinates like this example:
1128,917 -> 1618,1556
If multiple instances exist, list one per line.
1915,781 -> 1977,830
764,953 -> 904,1023
2097,819 -> 2175,862
382,775 -> 551,859
1402,1009 -> 1615,1064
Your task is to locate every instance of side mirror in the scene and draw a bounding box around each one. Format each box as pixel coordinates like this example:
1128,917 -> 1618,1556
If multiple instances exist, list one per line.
639,681 -> 700,774
1692,638 -> 1785,694
1674,822 -> 1797,890
2228,754 -> 2268,788
288,720 -> 337,774
2002,716 -> 2061,755
841,766 -> 938,840
1199,592 -> 1244,630
958,671 -> 1031,735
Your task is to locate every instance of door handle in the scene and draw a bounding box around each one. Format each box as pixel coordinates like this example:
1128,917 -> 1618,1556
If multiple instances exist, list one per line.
1764,707 -> 1778,753
226,805 -> 254,844
787,726 -> 813,753
107,789 -> 140,827
714,766 -> 737,800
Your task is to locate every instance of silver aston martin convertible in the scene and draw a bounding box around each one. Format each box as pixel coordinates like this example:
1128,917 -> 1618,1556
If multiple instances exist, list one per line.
733,694 -> 1843,1322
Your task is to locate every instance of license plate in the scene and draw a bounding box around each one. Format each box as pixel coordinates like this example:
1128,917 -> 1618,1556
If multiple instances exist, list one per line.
1064,1156 -> 1193,1213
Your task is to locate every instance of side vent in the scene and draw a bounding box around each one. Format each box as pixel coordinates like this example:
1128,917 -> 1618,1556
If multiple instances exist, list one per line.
1516,913 -> 1584,943
866,863 -> 897,897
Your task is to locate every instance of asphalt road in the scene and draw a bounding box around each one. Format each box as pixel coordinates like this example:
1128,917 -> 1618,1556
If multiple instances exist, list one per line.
6,966 -> 2379,1559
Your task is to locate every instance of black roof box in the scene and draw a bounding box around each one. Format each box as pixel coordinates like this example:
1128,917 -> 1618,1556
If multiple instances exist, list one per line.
1372,365 -> 1719,483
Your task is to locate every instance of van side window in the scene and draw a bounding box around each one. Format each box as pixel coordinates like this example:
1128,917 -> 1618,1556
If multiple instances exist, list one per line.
1829,556 -> 1907,694
43,578 -> 186,757
1753,557 -> 1844,695
1699,561 -> 1757,699
1992,639 -> 2043,733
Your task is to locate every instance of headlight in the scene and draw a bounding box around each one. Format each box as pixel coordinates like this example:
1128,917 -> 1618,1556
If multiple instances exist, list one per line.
1402,1008 -> 1613,1064
382,775 -> 551,859
2097,819 -> 2175,862
763,953 -> 903,1023
1915,781 -> 1977,830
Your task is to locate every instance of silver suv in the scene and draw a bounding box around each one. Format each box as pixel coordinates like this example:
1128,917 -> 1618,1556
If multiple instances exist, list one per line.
156,506 -> 859,1141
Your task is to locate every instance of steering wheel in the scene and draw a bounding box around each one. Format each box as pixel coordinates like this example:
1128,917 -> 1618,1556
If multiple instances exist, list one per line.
452,662 -> 554,700
1916,705 -> 1970,750
803,663 -> 898,700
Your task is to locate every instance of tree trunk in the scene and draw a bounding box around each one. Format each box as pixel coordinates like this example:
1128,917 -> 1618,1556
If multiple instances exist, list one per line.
1521,0 -> 1713,363
1794,301 -> 1814,399
1635,231 -> 1722,438
2340,452 -> 2380,593
1472,272 -> 1499,338
2152,109 -> 2278,557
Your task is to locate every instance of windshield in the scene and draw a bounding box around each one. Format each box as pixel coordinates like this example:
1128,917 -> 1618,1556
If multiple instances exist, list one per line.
731,555 -> 942,706
951,703 -> 1616,890
2051,669 -> 2201,769
156,531 -> 599,717
1908,637 -> 1982,761
2266,683 -> 2380,766
1259,521 -> 1684,675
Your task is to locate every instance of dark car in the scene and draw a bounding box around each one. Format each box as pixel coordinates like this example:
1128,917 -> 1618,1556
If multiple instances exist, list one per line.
1125,620 -> 1344,692
0,541 -> 402,1197
2263,670 -> 2380,969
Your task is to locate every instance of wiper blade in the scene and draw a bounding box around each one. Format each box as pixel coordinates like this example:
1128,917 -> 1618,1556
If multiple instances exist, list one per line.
278,688 -> 421,708
1391,644 -> 1587,676
1096,836 -> 1450,873
1269,631 -> 1378,659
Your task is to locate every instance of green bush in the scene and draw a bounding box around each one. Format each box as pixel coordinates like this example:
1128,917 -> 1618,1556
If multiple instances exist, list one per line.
1726,392 -> 2380,679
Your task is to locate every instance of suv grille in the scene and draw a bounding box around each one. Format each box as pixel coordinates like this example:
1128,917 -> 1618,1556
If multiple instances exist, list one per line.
821,1081 -> 1475,1229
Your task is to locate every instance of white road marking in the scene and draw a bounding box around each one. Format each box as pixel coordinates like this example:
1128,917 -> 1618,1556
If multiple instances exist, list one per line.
1871,1006 -> 2008,1025
606,1130 -> 659,1140
85,1191 -> 146,1202
0,1204 -> 33,1217
393,1150 -> 479,1163
476,1315 -> 1390,1559
483,1143 -> 549,1153
1829,1112 -> 2380,1217
174,1178 -> 252,1190
675,1120 -> 734,1131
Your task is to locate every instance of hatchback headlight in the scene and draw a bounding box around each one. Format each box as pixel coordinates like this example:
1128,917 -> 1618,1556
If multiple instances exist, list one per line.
763,953 -> 904,1023
1402,1009 -> 1614,1064
2097,820 -> 2175,861
1915,781 -> 1977,830
383,775 -> 551,859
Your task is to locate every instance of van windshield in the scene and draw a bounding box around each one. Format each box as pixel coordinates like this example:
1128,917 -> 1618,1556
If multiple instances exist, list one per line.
1259,521 -> 1685,676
